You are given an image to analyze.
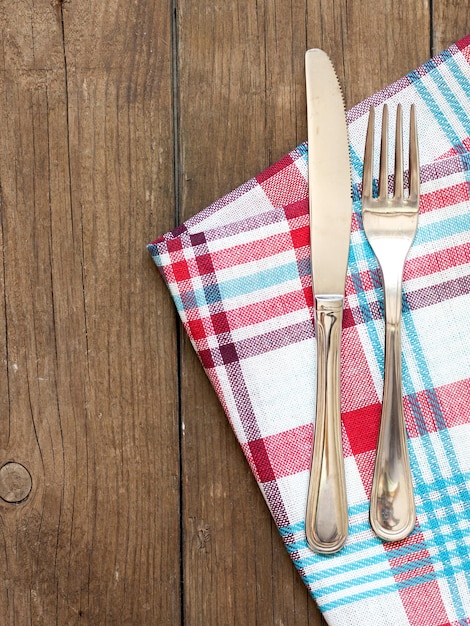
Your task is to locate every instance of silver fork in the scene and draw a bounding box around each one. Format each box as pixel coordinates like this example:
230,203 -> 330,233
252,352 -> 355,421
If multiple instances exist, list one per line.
362,103 -> 420,542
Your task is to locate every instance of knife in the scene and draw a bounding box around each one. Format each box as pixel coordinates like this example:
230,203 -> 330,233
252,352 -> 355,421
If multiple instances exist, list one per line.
304,49 -> 352,554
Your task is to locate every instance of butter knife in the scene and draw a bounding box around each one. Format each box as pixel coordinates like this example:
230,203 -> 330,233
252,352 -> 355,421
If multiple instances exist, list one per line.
305,49 -> 352,554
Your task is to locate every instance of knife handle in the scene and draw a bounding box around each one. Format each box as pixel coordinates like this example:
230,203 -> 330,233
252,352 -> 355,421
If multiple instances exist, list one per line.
305,296 -> 348,553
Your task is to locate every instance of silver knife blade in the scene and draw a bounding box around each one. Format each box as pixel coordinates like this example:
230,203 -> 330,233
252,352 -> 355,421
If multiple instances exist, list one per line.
306,49 -> 352,296
305,49 -> 352,554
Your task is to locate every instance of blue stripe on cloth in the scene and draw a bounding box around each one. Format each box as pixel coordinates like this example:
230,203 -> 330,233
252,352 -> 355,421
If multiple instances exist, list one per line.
409,62 -> 470,153
415,210 -> 470,245
278,512 -> 432,611
349,146 -> 364,186
168,205 -> 470,316
406,440 -> 470,619
387,229 -> 470,620
174,260 -> 303,311
351,199 -> 470,259
397,299 -> 470,618
295,142 -> 308,160
315,576 -> 435,614
312,556 -> 435,599
286,522 -> 424,572
427,55 -> 470,140
278,466 -> 470,614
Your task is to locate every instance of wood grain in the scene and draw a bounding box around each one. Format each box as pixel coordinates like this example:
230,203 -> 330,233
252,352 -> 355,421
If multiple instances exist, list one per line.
0,0 -> 179,624
316,1 -> 430,109
433,1 -> 470,54
0,1 -> 468,624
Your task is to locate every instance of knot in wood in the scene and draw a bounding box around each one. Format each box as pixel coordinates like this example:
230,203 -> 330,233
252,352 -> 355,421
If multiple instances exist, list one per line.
0,462 -> 32,503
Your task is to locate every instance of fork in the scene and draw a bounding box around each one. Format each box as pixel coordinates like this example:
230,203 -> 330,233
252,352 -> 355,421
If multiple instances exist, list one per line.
362,103 -> 420,542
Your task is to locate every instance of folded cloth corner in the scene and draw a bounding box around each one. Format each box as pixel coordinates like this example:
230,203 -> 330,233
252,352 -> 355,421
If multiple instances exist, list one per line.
148,34 -> 470,626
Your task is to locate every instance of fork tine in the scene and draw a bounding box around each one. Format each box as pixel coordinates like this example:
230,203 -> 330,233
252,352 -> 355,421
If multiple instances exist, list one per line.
362,102 -> 419,544
409,104 -> 420,203
394,105 -> 404,200
362,107 -> 375,201
378,104 -> 389,200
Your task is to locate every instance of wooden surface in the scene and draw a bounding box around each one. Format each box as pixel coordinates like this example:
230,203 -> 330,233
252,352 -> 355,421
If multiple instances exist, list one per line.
0,1 -> 468,624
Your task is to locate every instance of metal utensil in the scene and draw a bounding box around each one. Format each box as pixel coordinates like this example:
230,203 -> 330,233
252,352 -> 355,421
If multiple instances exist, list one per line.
304,49 -> 352,554
362,104 -> 419,542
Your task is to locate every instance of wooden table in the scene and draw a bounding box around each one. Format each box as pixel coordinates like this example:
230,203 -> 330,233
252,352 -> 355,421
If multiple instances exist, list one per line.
0,2 -> 469,624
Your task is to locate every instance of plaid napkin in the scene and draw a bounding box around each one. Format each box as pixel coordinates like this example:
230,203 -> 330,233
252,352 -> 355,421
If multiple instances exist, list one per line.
149,35 -> 470,626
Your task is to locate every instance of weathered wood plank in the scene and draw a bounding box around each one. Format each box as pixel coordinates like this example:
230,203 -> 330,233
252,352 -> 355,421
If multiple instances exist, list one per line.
433,1 -> 470,54
0,2 -> 77,623
61,1 -> 180,623
306,1 -> 431,109
0,0 -> 179,623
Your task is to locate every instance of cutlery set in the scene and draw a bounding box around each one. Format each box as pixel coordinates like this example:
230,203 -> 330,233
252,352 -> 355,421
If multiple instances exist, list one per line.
304,50 -> 420,553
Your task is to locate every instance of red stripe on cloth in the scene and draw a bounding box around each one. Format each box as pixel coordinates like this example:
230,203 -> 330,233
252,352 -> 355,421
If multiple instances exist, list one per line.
284,198 -> 308,221
189,289 -> 311,338
382,530 -> 450,626
398,580 -> 450,626
342,402 -> 381,456
199,348 -> 214,369
406,274 -> 470,310
419,182 -> 470,213
243,424 -> 312,482
259,162 -> 308,209
195,252 -> 217,276
184,199 -> 310,275
211,310 -> 231,334
388,545 -> 431,570
187,318 -> 206,341
351,211 -> 362,233
341,325 -> 380,415
394,563 -> 436,584
289,225 -> 310,250
404,241 -> 470,282
302,285 -> 314,309
255,153 -> 294,184
197,230 -> 306,272
456,33 -> 470,52
342,307 -> 356,329
435,379 -> 470,429
247,438 -> 276,482
346,267 -> 382,295
353,449 -> 375,497
171,259 -> 191,281
437,139 -> 470,159
386,535 -> 433,576
166,236 -> 184,253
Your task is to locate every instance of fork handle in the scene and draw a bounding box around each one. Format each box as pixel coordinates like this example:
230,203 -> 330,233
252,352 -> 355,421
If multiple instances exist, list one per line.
306,296 -> 348,554
369,288 -> 416,542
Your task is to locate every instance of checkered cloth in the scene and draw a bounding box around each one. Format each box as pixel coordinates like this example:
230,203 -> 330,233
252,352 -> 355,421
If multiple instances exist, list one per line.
149,35 -> 470,626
